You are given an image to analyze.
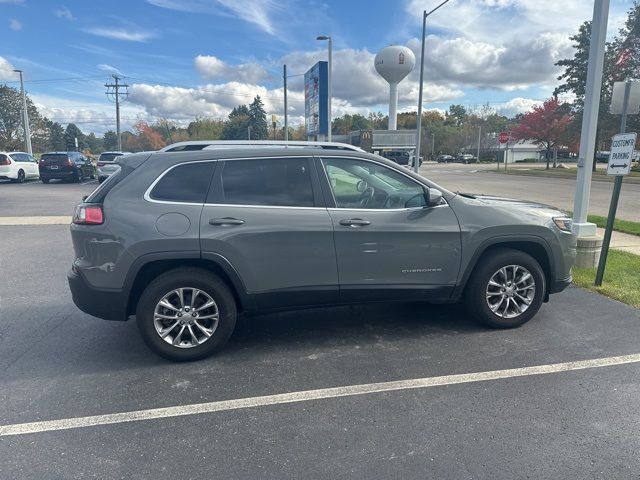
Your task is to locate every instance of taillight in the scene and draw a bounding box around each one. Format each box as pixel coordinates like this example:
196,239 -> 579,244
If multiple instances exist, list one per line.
97,162 -> 105,167
65,158 -> 73,167
0,156 -> 11,166
73,204 -> 103,225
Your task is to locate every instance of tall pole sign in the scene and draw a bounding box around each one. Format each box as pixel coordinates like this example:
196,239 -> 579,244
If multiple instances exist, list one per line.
595,80 -> 640,286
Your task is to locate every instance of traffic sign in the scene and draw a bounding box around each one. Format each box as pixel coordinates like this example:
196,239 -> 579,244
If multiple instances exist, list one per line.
498,132 -> 509,144
607,132 -> 637,176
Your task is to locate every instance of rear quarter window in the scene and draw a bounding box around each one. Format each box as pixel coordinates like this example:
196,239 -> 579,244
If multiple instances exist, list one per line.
149,162 -> 215,203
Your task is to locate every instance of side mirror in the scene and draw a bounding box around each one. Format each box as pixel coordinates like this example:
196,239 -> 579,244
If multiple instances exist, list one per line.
82,195 -> 88,202
427,188 -> 443,207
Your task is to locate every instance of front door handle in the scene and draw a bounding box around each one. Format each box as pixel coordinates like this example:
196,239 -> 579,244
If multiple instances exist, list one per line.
339,218 -> 371,227
209,217 -> 245,226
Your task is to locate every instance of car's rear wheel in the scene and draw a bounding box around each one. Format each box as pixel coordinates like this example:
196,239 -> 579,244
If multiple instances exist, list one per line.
136,268 -> 237,361
465,249 -> 545,328
12,169 -> 25,183
41,178 -> 50,184
75,169 -> 83,183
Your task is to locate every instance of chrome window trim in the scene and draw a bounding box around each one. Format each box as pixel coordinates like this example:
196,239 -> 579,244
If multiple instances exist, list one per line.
318,156 -> 449,210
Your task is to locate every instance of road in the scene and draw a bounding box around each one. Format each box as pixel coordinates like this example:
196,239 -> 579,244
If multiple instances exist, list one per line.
422,163 -> 640,221
1,176 -> 640,478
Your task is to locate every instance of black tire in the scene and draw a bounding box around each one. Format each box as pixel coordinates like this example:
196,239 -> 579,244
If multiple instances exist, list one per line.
90,168 -> 96,179
41,178 -> 50,184
136,268 -> 237,361
464,248 -> 545,328
12,169 -> 25,183
75,169 -> 83,183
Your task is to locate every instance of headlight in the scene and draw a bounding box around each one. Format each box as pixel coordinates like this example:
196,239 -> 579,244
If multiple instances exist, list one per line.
553,217 -> 573,232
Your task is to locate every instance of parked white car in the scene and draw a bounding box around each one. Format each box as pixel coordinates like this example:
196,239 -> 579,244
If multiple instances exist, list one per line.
0,152 -> 39,183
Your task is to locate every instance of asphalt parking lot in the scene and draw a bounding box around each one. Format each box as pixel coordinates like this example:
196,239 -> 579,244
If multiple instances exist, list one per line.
1,173 -> 640,479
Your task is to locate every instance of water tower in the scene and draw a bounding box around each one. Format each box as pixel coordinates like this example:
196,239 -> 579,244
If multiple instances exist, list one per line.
374,45 -> 416,130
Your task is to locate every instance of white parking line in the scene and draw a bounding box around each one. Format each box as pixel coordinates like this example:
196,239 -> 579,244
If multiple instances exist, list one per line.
2,353 -> 639,437
0,216 -> 71,226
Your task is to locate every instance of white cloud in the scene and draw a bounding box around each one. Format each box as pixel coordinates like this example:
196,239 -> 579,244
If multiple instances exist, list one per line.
83,27 -> 155,42
194,55 -> 269,84
147,0 -> 281,35
98,64 -> 123,75
9,18 -> 21,31
54,6 -> 75,21
495,97 -> 542,117
0,56 -> 19,81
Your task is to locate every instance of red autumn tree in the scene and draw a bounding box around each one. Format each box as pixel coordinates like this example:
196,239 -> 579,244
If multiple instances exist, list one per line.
130,120 -> 166,152
510,98 -> 572,169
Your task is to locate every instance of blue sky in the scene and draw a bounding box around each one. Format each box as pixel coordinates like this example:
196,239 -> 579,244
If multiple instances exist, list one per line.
0,0 -> 635,134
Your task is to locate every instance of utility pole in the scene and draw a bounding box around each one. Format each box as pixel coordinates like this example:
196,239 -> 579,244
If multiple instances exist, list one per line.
105,74 -> 129,151
248,125 -> 252,140
283,64 -> 289,141
13,69 -> 32,155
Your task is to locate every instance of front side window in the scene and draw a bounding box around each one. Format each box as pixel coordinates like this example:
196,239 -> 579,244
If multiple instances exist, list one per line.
150,162 -> 215,203
322,157 -> 426,209
220,158 -> 314,207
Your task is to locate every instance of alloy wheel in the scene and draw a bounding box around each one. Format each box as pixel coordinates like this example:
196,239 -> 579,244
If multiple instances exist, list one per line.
153,287 -> 220,348
485,265 -> 536,319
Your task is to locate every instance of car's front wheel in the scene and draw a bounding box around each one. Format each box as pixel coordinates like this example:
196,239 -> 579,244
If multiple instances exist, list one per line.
465,249 -> 545,328
136,268 -> 237,361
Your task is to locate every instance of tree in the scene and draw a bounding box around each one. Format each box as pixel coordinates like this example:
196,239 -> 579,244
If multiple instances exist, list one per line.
222,105 -> 251,140
84,132 -> 103,154
187,117 -> 225,140
64,123 -> 85,151
0,85 -> 41,151
446,104 -> 467,126
130,121 -> 166,151
248,96 -> 268,139
510,99 -> 571,169
103,130 -> 118,151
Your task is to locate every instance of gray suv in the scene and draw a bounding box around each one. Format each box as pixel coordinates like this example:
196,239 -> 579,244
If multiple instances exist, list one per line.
68,147 -> 576,361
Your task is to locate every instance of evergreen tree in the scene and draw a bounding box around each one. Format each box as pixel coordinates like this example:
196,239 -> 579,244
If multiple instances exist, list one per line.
222,105 -> 251,140
64,123 -> 85,151
248,96 -> 269,140
103,130 -> 119,151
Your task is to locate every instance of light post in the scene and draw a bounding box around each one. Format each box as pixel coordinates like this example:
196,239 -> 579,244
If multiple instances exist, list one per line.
317,35 -> 332,141
414,0 -> 451,172
13,69 -> 32,155
247,125 -> 252,140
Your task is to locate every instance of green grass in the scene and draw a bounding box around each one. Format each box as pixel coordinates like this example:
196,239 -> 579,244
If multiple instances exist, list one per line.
572,249 -> 640,308
586,214 -> 640,236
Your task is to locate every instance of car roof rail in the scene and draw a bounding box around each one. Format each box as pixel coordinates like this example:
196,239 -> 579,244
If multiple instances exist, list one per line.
160,140 -> 365,153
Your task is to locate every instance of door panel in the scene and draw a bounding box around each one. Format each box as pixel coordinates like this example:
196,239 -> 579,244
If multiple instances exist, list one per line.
319,157 -> 461,291
200,157 -> 338,308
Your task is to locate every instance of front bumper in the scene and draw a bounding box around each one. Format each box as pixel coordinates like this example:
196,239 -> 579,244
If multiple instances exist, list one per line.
68,267 -> 128,321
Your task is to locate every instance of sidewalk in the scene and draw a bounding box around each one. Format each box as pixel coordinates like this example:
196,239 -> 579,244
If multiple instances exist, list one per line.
600,228 -> 640,255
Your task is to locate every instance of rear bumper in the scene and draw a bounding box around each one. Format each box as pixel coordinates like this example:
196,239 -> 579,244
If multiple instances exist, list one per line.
40,169 -> 75,179
68,267 -> 128,321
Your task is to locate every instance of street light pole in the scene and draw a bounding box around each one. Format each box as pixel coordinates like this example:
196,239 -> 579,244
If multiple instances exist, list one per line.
283,64 -> 289,141
572,0 -> 610,237
13,69 -> 32,155
414,0 -> 451,173
317,35 -> 332,141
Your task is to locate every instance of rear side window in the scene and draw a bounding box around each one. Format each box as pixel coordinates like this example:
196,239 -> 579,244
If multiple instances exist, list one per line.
150,162 -> 215,203
99,153 -> 122,162
220,158 -> 314,207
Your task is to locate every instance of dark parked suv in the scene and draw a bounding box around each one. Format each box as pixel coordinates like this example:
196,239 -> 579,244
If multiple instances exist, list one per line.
39,151 -> 95,183
68,145 -> 576,361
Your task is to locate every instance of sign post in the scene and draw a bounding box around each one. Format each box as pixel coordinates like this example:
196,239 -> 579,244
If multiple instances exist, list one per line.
595,80 -> 639,285
498,132 -> 509,171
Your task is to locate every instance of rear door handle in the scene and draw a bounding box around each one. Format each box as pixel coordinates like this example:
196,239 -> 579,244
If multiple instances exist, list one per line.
339,218 -> 371,227
209,217 -> 245,226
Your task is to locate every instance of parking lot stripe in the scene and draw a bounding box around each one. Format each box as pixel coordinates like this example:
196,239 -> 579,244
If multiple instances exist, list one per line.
0,216 -> 71,226
2,352 -> 639,437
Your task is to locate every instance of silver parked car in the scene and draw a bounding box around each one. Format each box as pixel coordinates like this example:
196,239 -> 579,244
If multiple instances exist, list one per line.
68,145 -> 576,361
97,151 -> 130,183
